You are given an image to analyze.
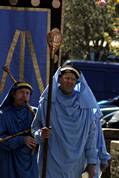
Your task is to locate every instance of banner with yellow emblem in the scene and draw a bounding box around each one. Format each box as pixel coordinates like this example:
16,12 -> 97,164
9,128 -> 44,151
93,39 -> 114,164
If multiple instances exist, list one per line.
0,0 -> 63,106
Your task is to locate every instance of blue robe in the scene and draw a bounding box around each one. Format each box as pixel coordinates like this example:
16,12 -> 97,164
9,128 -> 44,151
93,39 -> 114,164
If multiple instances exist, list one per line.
75,73 -> 110,178
32,69 -> 98,178
0,104 -> 38,178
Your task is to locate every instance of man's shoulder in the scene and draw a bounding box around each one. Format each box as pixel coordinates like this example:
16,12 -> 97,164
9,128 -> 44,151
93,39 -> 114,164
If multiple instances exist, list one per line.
0,106 -> 11,114
0,107 -> 8,119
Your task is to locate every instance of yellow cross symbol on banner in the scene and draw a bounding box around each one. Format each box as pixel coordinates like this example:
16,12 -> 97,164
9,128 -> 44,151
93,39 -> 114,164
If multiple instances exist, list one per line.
0,29 -> 44,94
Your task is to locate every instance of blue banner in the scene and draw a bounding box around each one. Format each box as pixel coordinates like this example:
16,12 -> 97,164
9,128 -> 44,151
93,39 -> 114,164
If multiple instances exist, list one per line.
0,6 -> 50,106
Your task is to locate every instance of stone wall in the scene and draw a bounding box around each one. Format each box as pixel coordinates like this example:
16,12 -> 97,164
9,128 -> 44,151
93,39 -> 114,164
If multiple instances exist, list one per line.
101,129 -> 119,178
110,141 -> 119,178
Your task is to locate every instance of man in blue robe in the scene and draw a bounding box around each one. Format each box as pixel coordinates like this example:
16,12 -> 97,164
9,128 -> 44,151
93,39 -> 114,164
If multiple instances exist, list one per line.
0,81 -> 38,178
32,66 -> 98,178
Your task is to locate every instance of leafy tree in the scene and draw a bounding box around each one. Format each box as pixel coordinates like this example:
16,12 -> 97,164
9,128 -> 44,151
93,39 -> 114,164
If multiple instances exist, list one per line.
61,0 -> 117,63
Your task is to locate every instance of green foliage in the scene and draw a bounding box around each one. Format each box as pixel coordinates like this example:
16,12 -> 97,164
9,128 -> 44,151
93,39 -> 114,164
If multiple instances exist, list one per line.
61,0 -> 118,63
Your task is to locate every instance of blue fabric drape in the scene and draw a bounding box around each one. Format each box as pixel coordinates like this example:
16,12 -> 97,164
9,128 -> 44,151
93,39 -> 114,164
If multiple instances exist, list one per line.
0,7 -> 49,106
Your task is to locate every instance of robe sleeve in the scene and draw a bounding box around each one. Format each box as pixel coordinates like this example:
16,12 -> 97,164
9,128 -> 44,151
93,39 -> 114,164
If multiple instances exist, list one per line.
31,98 -> 46,144
95,116 -> 111,164
85,116 -> 97,164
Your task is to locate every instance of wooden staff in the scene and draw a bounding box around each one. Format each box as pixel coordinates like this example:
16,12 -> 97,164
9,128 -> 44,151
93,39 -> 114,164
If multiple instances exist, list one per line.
3,65 -> 17,83
0,129 -> 31,143
41,28 -> 62,178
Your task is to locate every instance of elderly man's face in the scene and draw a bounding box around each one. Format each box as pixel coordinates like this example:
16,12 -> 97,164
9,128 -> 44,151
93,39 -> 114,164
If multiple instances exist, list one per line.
59,72 -> 77,95
13,88 -> 31,107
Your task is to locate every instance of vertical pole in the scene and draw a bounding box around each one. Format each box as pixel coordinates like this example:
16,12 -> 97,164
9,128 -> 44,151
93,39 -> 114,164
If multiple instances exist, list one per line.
41,28 -> 62,178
